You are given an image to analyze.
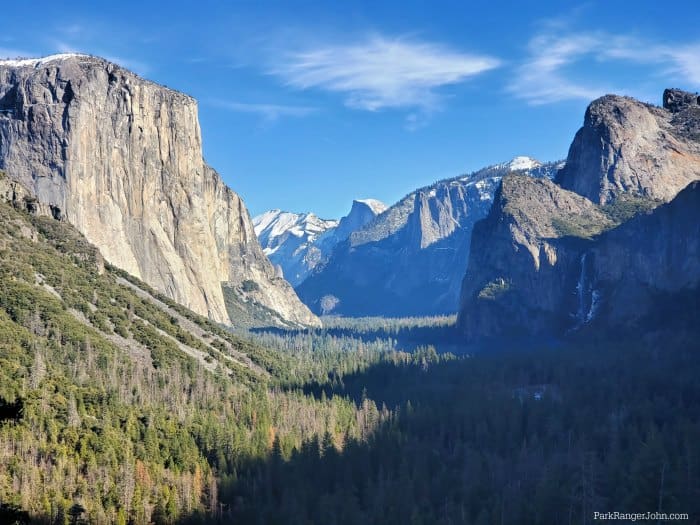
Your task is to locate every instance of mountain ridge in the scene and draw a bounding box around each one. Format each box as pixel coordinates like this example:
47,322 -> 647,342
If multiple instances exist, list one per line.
253,198 -> 386,286
297,157 -> 562,316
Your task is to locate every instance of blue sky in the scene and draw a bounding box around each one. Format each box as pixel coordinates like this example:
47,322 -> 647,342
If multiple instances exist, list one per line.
2,1 -> 699,218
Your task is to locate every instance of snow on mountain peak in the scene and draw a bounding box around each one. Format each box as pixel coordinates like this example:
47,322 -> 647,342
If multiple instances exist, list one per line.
253,198 -> 386,286
0,53 -> 91,68
507,156 -> 540,171
354,198 -> 388,215
253,210 -> 337,241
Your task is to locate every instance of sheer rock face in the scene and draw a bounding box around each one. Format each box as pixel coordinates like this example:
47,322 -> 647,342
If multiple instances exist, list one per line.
458,90 -> 700,340
556,92 -> 700,204
0,54 -> 319,327
587,181 -> 700,329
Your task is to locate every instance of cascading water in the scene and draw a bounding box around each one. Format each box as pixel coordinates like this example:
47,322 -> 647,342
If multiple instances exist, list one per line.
570,252 -> 600,331
574,253 -> 588,325
585,290 -> 600,323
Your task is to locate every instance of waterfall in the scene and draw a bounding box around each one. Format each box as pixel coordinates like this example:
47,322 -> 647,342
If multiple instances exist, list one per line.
570,253 -> 599,331
586,290 -> 600,323
574,253 -> 588,326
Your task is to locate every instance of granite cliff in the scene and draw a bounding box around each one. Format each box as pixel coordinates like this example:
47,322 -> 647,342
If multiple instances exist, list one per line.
458,175 -> 613,338
556,89 -> 700,204
585,180 -> 700,332
0,54 -> 319,327
458,89 -> 700,340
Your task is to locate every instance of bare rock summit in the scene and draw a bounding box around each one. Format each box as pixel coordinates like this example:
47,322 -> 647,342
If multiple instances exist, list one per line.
556,91 -> 700,204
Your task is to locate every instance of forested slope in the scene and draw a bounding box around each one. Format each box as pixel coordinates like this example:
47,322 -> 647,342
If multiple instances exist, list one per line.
0,197 -> 372,524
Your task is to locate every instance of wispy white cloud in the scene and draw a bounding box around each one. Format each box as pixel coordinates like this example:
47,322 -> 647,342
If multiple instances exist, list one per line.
54,40 -> 79,54
660,44 -> 700,85
511,29 -> 700,105
270,36 -> 500,112
510,33 -> 607,104
211,100 -> 318,122
599,37 -> 700,85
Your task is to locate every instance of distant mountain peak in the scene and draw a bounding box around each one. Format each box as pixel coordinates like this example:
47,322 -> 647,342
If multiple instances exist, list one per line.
253,200 -> 384,286
254,210 -> 337,246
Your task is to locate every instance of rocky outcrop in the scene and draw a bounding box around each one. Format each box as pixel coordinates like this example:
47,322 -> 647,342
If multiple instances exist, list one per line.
297,158 -> 561,316
0,54 -> 319,327
318,199 -> 388,248
458,90 -> 700,340
0,169 -> 56,217
556,90 -> 700,204
663,88 -> 700,113
458,175 -> 612,338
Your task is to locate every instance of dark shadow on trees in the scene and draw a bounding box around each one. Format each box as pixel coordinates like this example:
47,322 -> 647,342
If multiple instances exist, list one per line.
175,338 -> 700,525
0,397 -> 24,423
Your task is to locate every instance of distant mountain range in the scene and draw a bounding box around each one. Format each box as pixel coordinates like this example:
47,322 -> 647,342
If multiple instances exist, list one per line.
253,89 -> 700,336
253,199 -> 387,286
256,89 -> 700,335
294,157 -> 562,316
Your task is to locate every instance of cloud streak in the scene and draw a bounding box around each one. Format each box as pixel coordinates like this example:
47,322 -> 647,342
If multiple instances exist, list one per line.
211,100 -> 317,122
270,36 -> 500,112
511,29 -> 700,105
510,33 -> 608,104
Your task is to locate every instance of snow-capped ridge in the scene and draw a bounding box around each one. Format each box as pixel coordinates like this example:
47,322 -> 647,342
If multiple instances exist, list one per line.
253,199 -> 386,286
507,156 -> 540,171
253,210 -> 337,244
0,53 -> 91,68
298,157 -> 565,316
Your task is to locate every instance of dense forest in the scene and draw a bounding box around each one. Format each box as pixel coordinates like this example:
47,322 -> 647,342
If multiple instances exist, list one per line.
0,198 -> 698,524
